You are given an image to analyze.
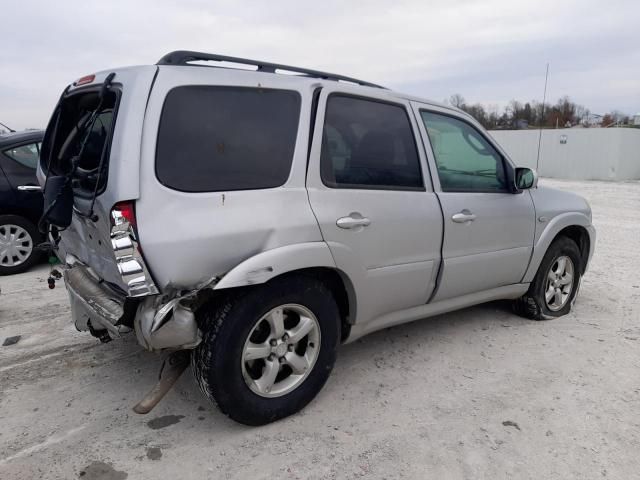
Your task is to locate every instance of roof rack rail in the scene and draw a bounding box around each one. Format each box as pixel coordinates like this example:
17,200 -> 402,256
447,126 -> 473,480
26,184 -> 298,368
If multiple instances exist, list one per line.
156,50 -> 385,89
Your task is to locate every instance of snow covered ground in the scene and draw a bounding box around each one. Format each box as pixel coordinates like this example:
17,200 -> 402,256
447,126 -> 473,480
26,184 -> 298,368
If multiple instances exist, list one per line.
1,178 -> 638,479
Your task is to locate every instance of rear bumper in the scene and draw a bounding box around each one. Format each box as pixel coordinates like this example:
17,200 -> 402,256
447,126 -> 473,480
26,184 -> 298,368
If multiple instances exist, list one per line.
64,263 -> 201,351
64,265 -> 131,336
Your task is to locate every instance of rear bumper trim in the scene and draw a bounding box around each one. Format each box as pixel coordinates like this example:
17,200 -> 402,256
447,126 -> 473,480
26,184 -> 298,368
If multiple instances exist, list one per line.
64,265 -> 128,335
64,263 -> 201,351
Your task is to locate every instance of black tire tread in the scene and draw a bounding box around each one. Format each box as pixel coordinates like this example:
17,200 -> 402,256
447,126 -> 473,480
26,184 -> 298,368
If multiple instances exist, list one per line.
191,275 -> 340,425
513,235 -> 582,321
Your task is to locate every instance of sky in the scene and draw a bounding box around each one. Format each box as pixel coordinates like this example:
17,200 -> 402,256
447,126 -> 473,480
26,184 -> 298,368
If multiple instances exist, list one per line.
2,0 -> 639,130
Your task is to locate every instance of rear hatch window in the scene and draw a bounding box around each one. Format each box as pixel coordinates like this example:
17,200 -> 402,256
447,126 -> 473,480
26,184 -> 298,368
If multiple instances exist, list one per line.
155,86 -> 300,192
41,89 -> 119,197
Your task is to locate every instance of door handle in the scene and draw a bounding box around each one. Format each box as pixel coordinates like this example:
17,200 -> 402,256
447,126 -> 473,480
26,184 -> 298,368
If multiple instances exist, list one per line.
336,213 -> 371,229
451,210 -> 476,223
17,185 -> 42,192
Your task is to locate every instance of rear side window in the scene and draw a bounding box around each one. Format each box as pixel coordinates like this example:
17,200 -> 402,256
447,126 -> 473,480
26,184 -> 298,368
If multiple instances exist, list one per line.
3,142 -> 40,169
156,86 -> 301,192
321,95 -> 423,190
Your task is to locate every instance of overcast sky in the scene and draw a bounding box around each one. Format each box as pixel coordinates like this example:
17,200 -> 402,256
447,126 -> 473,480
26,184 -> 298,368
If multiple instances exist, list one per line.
2,0 -> 638,130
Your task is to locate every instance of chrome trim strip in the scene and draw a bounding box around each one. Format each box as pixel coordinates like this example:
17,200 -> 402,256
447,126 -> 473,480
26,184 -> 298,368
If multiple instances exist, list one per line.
110,208 -> 159,297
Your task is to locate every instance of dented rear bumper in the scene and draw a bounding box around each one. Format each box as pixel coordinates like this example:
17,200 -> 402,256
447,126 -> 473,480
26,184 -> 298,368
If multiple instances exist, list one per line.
65,265 -> 129,335
64,263 -> 200,351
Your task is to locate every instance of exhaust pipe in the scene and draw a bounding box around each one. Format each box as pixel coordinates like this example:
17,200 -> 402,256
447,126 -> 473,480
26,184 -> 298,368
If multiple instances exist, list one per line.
133,350 -> 190,414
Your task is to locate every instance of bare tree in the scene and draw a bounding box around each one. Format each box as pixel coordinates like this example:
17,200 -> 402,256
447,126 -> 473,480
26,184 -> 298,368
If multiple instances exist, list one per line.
449,94 -> 466,109
445,93 -> 620,130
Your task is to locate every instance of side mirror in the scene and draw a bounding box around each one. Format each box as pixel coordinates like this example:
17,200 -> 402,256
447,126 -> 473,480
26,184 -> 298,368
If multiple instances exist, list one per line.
515,167 -> 538,190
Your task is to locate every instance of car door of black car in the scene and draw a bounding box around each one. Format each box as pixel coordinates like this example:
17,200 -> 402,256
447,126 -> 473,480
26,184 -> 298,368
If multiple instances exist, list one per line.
0,141 -> 43,217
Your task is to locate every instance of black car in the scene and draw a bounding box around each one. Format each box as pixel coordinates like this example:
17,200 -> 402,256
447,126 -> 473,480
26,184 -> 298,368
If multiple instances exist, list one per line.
0,129 -> 45,274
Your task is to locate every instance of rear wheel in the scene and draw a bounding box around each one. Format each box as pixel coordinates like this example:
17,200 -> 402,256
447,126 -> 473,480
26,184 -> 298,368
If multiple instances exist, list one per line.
0,215 -> 40,275
513,236 -> 582,320
192,275 -> 341,425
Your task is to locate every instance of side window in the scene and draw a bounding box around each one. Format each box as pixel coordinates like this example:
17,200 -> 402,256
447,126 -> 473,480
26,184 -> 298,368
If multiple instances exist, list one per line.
156,86 -> 301,192
321,95 -> 423,190
420,111 -> 508,192
3,142 -> 40,169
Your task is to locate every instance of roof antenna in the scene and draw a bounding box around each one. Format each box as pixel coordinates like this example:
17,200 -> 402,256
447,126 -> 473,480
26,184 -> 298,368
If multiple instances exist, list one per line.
0,121 -> 15,133
536,63 -> 549,171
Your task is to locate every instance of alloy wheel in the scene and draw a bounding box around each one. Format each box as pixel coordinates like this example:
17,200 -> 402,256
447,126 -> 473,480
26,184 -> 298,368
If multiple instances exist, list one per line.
241,304 -> 321,398
545,255 -> 575,311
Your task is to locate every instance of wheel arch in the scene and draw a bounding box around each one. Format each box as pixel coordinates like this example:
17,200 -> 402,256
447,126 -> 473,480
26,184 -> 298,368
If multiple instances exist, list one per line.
0,208 -> 41,227
554,225 -> 590,274
212,242 -> 357,341
523,212 -> 593,283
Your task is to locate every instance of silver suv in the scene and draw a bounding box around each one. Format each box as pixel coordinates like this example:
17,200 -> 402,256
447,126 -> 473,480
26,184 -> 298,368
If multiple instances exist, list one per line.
39,51 -> 595,425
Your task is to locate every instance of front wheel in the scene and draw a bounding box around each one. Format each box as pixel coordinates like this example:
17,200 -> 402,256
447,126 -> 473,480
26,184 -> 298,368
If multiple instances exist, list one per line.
513,236 -> 582,320
192,275 -> 341,425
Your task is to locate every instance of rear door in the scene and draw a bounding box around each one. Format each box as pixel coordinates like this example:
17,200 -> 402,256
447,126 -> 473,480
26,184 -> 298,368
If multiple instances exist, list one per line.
0,140 -> 43,216
307,87 -> 443,325
40,67 -> 158,292
412,103 -> 535,301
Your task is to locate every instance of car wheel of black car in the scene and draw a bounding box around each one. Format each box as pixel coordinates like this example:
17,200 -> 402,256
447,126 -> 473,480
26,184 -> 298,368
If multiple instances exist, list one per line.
0,214 -> 41,275
192,274 -> 341,425
513,236 -> 583,320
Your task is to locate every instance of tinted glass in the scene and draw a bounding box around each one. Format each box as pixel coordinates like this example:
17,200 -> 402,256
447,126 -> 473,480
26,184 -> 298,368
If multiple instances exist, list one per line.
421,111 -> 508,192
4,143 -> 39,169
321,95 -> 423,190
156,86 -> 301,192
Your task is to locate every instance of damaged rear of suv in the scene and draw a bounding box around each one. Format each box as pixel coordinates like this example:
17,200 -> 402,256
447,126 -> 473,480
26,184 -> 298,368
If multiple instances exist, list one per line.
39,53 -> 348,425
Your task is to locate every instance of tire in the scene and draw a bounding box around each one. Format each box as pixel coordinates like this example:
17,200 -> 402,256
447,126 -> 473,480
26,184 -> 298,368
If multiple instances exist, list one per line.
192,274 -> 341,425
513,236 -> 582,320
0,215 -> 41,276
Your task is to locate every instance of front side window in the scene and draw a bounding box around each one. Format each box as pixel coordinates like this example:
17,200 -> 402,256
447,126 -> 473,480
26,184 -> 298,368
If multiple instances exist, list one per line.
3,142 -> 40,169
156,86 -> 301,192
421,111 -> 508,192
321,95 -> 423,190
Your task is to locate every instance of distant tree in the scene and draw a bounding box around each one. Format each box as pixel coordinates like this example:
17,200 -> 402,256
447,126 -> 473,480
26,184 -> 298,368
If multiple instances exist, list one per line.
610,110 -> 628,124
522,102 -> 533,124
555,96 -> 577,126
546,108 -> 563,128
449,93 -> 466,109
486,104 -> 500,129
601,114 -> 615,127
461,103 -> 489,127
445,93 -> 623,130
506,100 -> 522,125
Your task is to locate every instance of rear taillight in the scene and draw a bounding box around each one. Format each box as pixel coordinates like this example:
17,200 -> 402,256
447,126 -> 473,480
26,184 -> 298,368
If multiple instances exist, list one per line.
111,201 -> 136,229
109,200 -> 157,296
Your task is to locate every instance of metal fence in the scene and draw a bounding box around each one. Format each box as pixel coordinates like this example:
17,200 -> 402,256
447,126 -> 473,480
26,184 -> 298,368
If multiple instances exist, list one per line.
489,128 -> 640,181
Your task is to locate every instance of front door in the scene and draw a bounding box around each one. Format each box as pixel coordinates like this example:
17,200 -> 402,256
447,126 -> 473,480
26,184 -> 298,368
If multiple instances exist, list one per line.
307,88 -> 443,325
412,104 -> 536,301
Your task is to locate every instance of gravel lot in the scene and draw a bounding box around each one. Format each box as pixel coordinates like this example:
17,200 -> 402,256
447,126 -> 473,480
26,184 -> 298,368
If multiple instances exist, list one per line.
1,178 -> 639,480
